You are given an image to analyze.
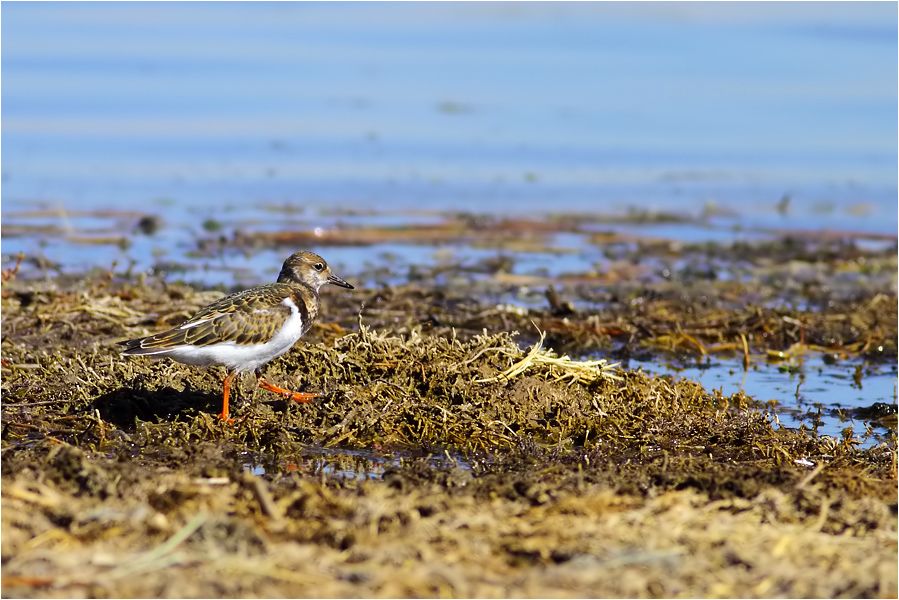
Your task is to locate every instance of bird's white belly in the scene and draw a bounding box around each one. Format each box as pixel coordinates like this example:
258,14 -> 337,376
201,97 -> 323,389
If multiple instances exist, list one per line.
168,298 -> 305,373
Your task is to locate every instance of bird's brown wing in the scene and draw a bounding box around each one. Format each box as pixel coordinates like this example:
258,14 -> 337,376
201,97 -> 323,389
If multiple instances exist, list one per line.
121,284 -> 298,353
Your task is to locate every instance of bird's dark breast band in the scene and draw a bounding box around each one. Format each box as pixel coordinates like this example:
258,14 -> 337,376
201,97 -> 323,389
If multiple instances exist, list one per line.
290,285 -> 317,336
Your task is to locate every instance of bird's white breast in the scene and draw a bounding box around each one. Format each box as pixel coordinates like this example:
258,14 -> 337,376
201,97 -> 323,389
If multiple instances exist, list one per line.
167,297 -> 305,373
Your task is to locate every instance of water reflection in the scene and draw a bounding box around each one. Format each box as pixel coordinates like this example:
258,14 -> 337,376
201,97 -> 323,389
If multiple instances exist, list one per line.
242,446 -> 472,480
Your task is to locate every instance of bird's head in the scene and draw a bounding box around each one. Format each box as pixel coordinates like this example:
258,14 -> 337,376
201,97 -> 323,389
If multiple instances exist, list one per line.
277,251 -> 354,291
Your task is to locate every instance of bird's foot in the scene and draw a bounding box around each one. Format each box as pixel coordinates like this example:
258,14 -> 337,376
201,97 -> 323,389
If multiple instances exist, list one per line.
217,412 -> 250,425
287,391 -> 318,404
257,378 -> 318,404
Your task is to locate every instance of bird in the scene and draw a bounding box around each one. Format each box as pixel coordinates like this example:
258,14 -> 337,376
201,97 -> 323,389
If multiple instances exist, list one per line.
120,250 -> 354,422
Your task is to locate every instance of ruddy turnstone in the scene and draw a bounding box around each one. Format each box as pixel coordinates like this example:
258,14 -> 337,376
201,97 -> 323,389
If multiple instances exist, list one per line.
121,251 -> 354,422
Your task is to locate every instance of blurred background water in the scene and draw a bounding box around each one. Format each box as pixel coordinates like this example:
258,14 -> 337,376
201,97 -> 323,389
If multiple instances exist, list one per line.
2,2 -> 896,233
2,2 -> 896,442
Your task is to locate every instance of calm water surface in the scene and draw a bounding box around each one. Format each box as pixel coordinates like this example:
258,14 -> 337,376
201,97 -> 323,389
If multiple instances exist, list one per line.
3,2 -> 896,230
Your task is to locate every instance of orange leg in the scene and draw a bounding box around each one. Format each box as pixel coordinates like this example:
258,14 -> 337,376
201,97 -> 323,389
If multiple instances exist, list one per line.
256,376 -> 318,404
220,371 -> 238,423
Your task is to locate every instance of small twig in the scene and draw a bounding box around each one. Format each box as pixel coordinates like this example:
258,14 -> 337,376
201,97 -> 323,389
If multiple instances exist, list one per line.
813,498 -> 832,531
3,399 -> 82,408
2,252 -> 25,282
103,512 -> 208,581
796,462 -> 826,490
192,477 -> 230,486
244,474 -> 282,521
740,333 -> 751,370
475,327 -> 546,383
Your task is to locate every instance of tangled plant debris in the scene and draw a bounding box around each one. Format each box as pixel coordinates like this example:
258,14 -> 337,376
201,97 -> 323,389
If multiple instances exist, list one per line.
1,239 -> 897,598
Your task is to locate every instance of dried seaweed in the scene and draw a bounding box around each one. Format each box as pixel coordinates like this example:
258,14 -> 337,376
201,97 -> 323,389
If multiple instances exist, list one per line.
1,260 -> 896,598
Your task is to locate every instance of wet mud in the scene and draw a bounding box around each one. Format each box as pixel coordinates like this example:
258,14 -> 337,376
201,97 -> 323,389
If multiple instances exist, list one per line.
1,233 -> 897,598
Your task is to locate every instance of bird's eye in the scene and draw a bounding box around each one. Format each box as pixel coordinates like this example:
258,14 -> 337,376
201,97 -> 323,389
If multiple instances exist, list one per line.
313,262 -> 325,272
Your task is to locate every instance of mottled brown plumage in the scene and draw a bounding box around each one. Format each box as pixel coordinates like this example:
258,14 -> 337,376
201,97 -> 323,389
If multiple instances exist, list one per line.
120,251 -> 353,421
123,283 -> 317,351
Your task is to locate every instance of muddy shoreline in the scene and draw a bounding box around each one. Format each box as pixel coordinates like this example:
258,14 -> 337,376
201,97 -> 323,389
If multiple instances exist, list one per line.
2,233 -> 897,598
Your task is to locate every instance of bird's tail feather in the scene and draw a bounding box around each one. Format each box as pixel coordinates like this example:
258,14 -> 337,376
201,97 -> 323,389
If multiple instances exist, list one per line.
119,336 -> 174,356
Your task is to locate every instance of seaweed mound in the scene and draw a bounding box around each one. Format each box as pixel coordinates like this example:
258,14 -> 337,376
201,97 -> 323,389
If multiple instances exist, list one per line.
1,273 -> 896,598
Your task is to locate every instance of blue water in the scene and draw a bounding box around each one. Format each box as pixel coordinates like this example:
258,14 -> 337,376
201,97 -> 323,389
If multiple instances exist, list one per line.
631,356 -> 897,446
2,2 -> 896,232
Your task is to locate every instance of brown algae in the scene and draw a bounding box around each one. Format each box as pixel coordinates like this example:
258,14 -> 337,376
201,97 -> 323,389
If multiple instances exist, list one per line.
1,256 -> 897,598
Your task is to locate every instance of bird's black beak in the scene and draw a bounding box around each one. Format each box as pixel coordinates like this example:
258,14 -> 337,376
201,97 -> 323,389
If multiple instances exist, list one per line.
327,274 -> 354,289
